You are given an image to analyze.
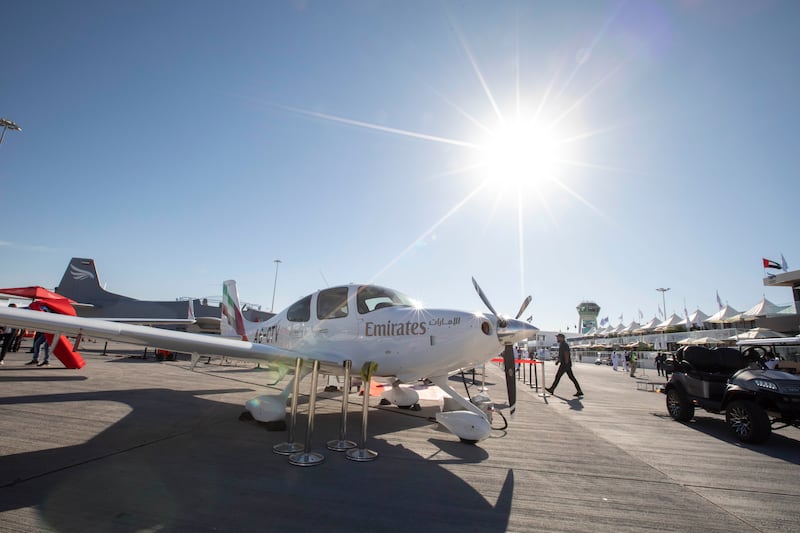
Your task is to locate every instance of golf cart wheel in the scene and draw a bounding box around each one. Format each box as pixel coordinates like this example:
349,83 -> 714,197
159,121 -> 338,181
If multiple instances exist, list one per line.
726,400 -> 770,444
666,387 -> 694,422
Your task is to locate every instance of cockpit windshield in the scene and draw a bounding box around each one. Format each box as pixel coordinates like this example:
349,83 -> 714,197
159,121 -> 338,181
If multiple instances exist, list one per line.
357,285 -> 416,314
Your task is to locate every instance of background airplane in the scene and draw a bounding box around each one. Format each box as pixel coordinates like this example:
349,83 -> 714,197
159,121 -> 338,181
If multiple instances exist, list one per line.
0,278 -> 536,443
55,258 -> 272,331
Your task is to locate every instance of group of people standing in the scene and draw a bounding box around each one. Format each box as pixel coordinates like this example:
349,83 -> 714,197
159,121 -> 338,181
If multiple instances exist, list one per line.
609,349 -> 641,377
0,304 -> 51,367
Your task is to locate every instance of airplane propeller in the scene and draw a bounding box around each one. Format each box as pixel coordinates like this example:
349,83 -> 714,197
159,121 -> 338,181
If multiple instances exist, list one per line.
515,295 -> 532,321
471,278 -> 533,416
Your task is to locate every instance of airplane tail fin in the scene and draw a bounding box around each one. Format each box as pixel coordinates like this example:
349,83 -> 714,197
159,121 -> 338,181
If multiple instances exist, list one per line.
221,280 -> 249,341
56,258 -> 132,303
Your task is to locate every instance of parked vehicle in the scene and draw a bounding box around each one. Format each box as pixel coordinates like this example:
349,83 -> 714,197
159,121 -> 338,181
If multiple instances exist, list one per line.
595,353 -> 611,365
663,345 -> 800,443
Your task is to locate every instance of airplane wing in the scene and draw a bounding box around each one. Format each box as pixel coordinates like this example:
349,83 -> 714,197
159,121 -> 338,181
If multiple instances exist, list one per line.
99,318 -> 197,326
0,307 -> 342,368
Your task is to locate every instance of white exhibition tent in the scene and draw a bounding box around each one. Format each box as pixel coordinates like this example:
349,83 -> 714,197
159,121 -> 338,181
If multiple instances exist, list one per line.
610,323 -> 627,335
618,321 -> 641,335
728,327 -> 789,340
634,317 -> 661,334
705,304 -> 740,324
687,308 -> 710,328
655,313 -> 686,331
742,297 -> 784,319
677,336 -> 726,345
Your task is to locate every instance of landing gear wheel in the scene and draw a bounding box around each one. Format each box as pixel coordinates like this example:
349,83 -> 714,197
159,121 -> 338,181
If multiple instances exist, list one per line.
726,400 -> 770,443
398,403 -> 420,411
459,438 -> 478,445
666,387 -> 695,422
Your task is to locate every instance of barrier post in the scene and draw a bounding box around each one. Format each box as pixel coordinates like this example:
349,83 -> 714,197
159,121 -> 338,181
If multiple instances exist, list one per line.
538,359 -> 548,397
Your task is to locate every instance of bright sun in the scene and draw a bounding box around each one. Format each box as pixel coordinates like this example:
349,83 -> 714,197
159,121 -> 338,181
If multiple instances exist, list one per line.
480,117 -> 565,193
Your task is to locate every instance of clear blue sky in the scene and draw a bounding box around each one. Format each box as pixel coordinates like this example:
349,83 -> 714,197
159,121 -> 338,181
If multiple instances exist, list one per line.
2,0 -> 799,331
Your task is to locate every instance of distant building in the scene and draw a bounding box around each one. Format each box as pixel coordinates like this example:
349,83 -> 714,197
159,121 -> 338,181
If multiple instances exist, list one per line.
576,301 -> 600,334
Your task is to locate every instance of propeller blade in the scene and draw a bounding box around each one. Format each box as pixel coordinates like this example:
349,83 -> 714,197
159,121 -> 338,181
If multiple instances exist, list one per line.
515,295 -> 532,320
472,277 -> 507,327
502,344 -> 517,416
472,277 -> 498,317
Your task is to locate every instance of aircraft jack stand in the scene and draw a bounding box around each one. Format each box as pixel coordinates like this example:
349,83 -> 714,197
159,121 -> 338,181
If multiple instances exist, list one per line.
346,369 -> 378,462
273,358 -> 304,456
328,360 -> 357,452
289,359 -> 325,466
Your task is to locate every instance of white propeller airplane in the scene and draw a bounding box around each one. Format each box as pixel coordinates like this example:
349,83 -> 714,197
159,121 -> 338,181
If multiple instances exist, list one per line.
0,278 -> 536,443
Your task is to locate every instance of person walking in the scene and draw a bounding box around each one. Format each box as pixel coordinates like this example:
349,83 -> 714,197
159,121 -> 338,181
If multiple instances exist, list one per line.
545,333 -> 584,398
629,351 -> 638,377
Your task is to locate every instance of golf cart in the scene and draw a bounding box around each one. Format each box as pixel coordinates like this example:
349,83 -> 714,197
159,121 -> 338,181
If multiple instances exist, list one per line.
663,344 -> 800,444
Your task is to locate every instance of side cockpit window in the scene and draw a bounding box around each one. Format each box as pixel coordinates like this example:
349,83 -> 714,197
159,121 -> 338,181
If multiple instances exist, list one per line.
287,295 -> 311,322
317,287 -> 349,320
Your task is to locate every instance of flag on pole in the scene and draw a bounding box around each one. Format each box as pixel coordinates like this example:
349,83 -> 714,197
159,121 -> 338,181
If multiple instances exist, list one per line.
684,305 -> 691,330
638,309 -> 643,320
618,313 -> 623,323
763,258 -> 781,269
781,253 -> 789,272
716,290 -> 723,310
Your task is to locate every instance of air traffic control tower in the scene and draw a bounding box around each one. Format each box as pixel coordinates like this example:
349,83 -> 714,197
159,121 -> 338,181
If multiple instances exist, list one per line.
577,301 -> 600,334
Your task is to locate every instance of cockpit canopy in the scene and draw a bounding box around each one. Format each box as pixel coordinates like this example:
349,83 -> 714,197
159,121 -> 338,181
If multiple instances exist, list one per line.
286,285 -> 416,322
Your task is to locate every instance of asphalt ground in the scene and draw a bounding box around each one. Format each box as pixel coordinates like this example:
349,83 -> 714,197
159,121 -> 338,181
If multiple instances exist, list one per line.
1,340 -> 798,532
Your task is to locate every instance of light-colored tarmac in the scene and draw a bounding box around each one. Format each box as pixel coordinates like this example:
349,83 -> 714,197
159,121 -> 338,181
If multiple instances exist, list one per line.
1,340 -> 798,532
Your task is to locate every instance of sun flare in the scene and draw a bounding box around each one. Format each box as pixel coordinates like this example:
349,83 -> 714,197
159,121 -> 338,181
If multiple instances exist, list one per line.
479,118 -> 565,193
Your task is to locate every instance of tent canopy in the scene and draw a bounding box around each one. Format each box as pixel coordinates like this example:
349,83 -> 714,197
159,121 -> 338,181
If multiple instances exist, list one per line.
742,297 -> 784,319
678,336 -> 726,345
729,327 -> 789,340
634,317 -> 661,333
655,313 -> 686,331
688,308 -> 710,327
705,305 -> 740,324
0,286 -> 74,302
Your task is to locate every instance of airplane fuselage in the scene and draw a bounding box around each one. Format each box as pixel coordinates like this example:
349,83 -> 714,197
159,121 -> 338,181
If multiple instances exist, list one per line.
234,284 -> 513,382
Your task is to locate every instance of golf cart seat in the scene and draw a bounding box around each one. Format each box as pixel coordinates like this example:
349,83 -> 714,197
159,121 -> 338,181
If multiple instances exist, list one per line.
677,346 -> 747,376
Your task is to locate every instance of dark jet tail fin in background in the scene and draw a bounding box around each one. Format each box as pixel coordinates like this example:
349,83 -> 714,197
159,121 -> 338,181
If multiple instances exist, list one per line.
56,258 -> 133,304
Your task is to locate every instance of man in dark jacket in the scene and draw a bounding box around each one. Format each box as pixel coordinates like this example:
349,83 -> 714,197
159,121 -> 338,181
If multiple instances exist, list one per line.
545,333 -> 584,397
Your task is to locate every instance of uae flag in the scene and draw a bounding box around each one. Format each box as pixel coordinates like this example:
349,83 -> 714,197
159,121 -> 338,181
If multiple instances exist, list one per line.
763,258 -> 782,269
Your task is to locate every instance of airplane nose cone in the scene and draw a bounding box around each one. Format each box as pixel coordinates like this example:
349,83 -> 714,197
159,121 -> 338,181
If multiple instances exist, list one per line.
497,318 -> 539,344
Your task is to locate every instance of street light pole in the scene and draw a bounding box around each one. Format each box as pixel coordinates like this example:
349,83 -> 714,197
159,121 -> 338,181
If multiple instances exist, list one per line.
656,288 -> 670,318
271,259 -> 282,312
0,118 -> 22,145
656,287 -> 670,352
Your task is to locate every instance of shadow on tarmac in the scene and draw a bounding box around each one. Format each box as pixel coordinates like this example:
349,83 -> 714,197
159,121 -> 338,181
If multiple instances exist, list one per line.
0,386 -> 513,532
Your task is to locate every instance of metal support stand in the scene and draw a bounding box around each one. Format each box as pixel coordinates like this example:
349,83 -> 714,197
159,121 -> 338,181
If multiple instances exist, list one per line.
479,364 -> 488,392
328,360 -> 357,452
538,360 -> 549,398
289,359 -> 325,466
346,366 -> 378,462
273,358 -> 304,456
